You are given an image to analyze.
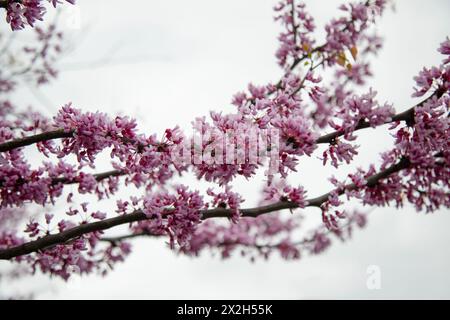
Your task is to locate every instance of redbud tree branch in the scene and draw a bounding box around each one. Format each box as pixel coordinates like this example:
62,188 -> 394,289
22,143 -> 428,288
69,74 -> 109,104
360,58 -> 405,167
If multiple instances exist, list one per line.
0,167 -> 123,188
0,91 -> 438,195
0,92 -> 436,153
0,128 -> 73,152
0,156 -> 412,260
316,89 -> 443,144
280,0 -> 370,77
101,231 -> 163,243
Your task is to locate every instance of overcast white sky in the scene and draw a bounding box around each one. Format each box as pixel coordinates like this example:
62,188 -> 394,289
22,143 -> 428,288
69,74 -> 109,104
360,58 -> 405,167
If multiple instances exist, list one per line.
1,0 -> 450,299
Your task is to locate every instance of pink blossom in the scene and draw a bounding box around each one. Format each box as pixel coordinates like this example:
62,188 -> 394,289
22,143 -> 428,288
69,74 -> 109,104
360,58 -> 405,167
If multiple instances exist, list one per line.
322,141 -> 359,168
283,185 -> 308,207
207,186 -> 243,223
91,211 -> 106,220
277,240 -> 300,260
5,0 -> 75,30
332,89 -> 394,132
274,1 -> 316,69
141,185 -> 205,248
438,37 -> 450,64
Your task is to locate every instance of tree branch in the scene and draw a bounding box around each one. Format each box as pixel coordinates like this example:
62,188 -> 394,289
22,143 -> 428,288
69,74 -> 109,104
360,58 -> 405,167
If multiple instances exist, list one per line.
316,89 -> 442,144
0,0 -> 386,157
0,156 -> 412,260
0,129 -> 73,152
0,168 -> 124,190
0,91 -> 437,153
51,169 -> 124,185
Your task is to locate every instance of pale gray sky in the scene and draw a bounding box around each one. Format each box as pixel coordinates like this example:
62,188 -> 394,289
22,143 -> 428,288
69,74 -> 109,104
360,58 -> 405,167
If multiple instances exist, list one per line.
1,0 -> 449,299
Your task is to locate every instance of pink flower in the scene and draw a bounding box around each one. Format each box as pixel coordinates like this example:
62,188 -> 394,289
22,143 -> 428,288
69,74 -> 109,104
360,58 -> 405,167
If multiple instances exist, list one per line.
283,185 -> 308,207
274,1 -> 316,69
77,173 -> 97,194
332,89 -> 394,132
412,66 -> 442,97
91,211 -> 106,220
273,115 -> 317,156
277,240 -> 300,259
141,185 -> 204,248
438,37 -> 450,64
44,213 -> 54,224
322,141 -> 359,168
22,0 -> 46,27
6,2 -> 26,30
5,0 -> 75,30
207,186 -> 243,223
24,221 -> 40,237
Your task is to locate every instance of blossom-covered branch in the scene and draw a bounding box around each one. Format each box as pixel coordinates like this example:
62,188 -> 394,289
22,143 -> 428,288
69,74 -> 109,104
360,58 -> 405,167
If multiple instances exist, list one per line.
0,155 -> 413,260
316,88 -> 444,144
1,0 -> 75,30
0,90 -> 439,154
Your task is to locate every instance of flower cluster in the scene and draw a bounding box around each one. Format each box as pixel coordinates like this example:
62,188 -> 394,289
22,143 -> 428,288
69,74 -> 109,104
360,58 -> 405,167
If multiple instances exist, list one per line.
309,33 -> 383,129
180,214 -> 300,261
324,1 -> 387,59
322,141 -> 359,168
206,186 -> 243,222
274,0 -> 316,69
262,179 -> 308,208
412,66 -> 449,98
0,204 -> 131,280
0,23 -> 65,86
332,89 -> 395,132
4,0 -> 75,30
438,37 -> 450,64
189,115 -> 261,185
141,185 -> 205,248
319,89 -> 394,167
181,209 -> 368,261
